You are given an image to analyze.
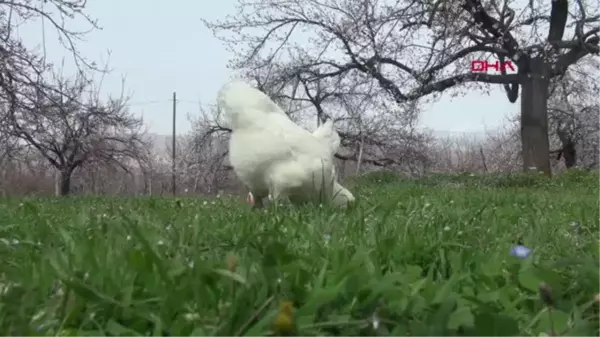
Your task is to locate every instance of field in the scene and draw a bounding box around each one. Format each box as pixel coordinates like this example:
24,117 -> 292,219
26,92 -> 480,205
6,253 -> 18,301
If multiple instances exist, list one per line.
0,171 -> 598,336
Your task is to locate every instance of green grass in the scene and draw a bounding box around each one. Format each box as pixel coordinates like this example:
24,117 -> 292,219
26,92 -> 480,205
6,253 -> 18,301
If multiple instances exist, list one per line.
0,171 -> 598,336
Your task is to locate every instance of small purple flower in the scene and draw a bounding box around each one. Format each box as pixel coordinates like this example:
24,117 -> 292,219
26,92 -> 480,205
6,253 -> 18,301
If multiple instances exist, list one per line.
510,245 -> 531,259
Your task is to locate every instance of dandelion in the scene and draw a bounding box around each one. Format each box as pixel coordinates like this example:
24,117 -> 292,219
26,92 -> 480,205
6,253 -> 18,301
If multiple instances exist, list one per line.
272,301 -> 296,336
226,254 -> 237,272
510,245 -> 531,259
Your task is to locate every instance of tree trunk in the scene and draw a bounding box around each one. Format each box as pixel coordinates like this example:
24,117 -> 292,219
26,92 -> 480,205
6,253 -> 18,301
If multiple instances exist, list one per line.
520,57 -> 551,176
55,168 -> 73,196
557,128 -> 577,169
561,141 -> 577,168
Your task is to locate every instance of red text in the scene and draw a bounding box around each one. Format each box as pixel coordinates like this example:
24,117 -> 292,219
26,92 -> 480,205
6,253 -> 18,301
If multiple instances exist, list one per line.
471,60 -> 515,72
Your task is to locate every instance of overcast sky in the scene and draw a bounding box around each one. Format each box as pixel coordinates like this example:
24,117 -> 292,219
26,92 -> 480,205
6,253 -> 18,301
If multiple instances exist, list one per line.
17,0 -> 519,136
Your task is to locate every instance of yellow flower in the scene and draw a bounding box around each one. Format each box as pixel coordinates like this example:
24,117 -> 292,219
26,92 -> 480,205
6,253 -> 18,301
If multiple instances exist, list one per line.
272,300 -> 296,335
226,255 -> 237,273
226,254 -> 237,272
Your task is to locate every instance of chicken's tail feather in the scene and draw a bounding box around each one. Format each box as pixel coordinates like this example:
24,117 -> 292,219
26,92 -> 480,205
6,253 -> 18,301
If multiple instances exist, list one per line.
312,119 -> 341,155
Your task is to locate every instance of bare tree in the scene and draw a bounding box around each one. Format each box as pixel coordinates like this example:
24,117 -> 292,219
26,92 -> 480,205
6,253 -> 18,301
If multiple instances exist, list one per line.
203,0 -> 600,175
7,71 -> 148,196
547,59 -> 599,169
496,58 -> 600,171
0,0 -> 101,177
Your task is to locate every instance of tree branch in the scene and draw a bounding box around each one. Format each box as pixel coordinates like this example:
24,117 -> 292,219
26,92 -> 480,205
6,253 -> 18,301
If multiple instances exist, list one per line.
553,36 -> 600,76
408,72 -> 519,99
462,0 -> 525,64
547,0 -> 569,43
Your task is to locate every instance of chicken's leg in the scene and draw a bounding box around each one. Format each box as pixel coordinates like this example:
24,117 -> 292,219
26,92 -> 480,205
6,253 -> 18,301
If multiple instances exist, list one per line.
248,190 -> 277,209
269,185 -> 284,210
250,191 -> 269,210
252,196 -> 265,209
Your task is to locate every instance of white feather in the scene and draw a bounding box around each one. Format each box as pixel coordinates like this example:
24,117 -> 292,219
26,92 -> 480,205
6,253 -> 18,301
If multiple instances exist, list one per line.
312,119 -> 341,155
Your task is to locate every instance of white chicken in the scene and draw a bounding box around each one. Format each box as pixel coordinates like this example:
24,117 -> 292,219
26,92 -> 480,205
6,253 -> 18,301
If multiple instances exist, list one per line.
218,80 -> 354,208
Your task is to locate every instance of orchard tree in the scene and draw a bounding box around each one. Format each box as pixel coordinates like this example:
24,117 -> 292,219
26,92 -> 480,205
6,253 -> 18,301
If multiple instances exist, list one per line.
204,0 -> 599,175
547,58 -> 599,169
7,72 -> 147,196
0,0 -> 104,185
